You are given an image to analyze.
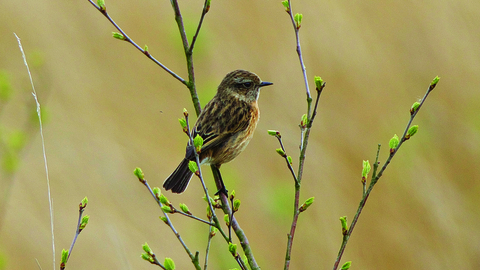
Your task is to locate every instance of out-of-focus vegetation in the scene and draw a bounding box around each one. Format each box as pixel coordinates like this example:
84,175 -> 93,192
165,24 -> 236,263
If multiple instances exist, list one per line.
0,0 -> 479,269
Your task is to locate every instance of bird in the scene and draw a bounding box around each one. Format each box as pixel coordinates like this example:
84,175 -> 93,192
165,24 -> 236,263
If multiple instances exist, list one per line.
163,70 -> 272,194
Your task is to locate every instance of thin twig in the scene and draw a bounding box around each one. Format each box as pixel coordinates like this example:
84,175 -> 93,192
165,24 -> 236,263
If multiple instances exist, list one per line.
170,0 -> 202,115
67,206 -> 85,259
204,223 -> 214,270
211,167 -> 260,270
14,33 -> 56,270
87,0 -> 186,85
139,178 -> 201,270
332,80 -> 439,270
189,0 -> 210,54
284,85 -> 324,270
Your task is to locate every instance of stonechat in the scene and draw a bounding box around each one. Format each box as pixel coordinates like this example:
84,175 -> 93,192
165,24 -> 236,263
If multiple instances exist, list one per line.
163,70 -> 272,193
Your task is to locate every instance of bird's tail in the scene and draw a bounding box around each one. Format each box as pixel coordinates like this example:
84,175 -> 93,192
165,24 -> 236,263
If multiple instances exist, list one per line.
163,158 -> 194,193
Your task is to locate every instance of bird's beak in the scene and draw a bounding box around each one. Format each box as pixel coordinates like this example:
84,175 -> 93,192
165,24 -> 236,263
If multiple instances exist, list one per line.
260,81 -> 273,87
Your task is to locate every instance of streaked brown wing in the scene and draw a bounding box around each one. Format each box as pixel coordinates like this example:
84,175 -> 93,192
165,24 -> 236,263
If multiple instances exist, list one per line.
192,98 -> 251,152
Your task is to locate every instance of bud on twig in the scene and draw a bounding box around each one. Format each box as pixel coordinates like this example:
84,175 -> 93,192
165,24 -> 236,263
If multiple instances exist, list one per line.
389,134 -> 399,154
142,242 -> 153,255
300,114 -> 308,128
60,249 -> 69,269
133,167 -> 145,181
97,0 -> 106,11
294,13 -> 303,29
405,125 -> 419,140
188,161 -> 198,174
80,196 -> 88,210
228,243 -> 237,256
152,187 -> 161,200
276,148 -> 286,157
430,76 -> 440,91
164,258 -> 175,270
193,135 -> 204,153
410,101 -> 420,115
178,118 -> 187,133
159,216 -> 168,224
299,197 -> 314,212
233,199 -> 241,212
341,261 -> 352,270
79,215 -> 89,231
267,130 -> 281,137
179,203 -> 192,215
112,32 -> 125,40
339,216 -> 348,235
224,214 -> 230,226
281,0 -> 290,13
161,205 -> 173,213
159,194 -> 170,205
362,160 -> 371,183
314,76 -> 324,91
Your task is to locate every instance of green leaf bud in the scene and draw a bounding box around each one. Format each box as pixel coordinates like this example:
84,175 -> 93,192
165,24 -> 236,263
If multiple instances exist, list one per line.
164,257 -> 175,270
267,130 -> 280,137
133,167 -> 144,180
389,134 -> 399,150
294,13 -> 303,29
193,135 -> 204,153
410,101 -> 421,115
362,160 -> 371,179
341,261 -> 352,270
79,215 -> 89,231
406,125 -> 419,139
183,108 -> 188,117
61,249 -> 69,264
80,196 -> 88,209
178,118 -> 187,131
339,216 -> 348,234
141,253 -> 152,262
300,113 -> 308,128
233,199 -> 241,212
228,243 -> 237,255
179,203 -> 191,215
314,76 -> 324,90
431,76 -> 440,86
112,32 -> 125,40
276,148 -> 286,157
287,156 -> 293,165
224,214 -> 230,226
159,194 -> 169,205
97,0 -> 106,10
144,44 -> 148,52
206,205 -> 213,219
299,197 -> 314,212
281,0 -> 290,12
152,187 -> 161,199
188,161 -> 198,174
142,242 -> 153,254
159,216 -> 168,224
161,205 -> 173,213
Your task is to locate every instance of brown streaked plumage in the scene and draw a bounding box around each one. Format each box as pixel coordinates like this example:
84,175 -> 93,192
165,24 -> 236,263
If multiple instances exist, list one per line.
163,70 -> 272,194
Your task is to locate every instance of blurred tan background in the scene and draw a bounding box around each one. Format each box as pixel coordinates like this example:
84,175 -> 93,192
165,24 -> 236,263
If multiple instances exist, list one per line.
1,0 -> 479,269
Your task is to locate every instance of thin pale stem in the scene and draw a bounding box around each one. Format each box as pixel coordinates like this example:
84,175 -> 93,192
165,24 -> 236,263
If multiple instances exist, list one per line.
67,207 -> 85,260
211,166 -> 260,270
189,0 -> 210,54
332,81 -> 438,270
87,0 -> 186,85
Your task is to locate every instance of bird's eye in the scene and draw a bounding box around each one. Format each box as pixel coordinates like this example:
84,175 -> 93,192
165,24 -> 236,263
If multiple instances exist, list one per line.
242,82 -> 252,88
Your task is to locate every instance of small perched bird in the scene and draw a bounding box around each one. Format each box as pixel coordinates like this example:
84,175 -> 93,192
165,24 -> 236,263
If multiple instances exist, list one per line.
163,70 -> 272,194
